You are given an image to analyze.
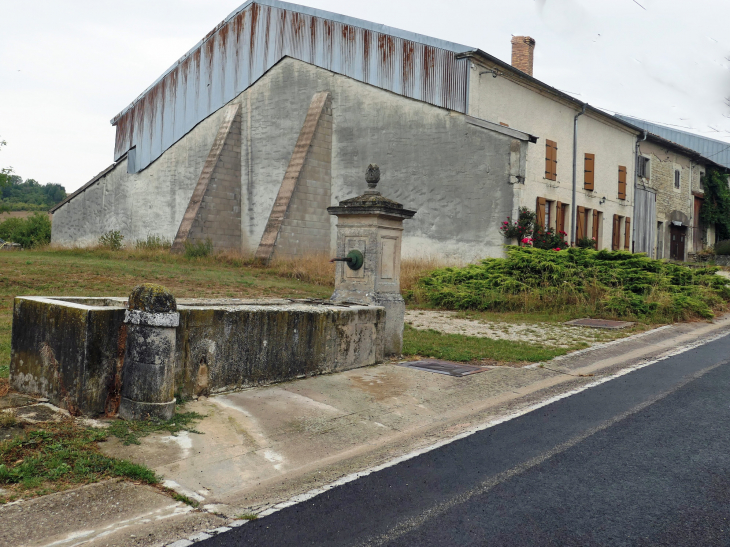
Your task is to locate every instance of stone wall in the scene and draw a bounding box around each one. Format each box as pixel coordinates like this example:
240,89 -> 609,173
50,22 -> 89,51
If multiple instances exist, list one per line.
638,139 -> 709,258
186,108 -> 243,252
51,108 -> 228,247
11,296 -> 385,417
273,94 -> 333,259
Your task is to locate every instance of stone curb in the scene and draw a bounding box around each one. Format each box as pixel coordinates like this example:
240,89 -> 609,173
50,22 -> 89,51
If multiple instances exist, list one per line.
165,520 -> 249,546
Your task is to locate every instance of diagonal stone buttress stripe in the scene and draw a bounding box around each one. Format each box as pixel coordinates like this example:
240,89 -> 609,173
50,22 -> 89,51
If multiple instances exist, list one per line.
254,91 -> 331,262
171,103 -> 241,253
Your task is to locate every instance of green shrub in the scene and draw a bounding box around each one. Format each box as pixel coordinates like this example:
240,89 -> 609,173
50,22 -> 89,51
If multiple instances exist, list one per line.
0,212 -> 51,248
135,234 -> 171,251
417,246 -> 730,322
576,236 -> 597,249
98,230 -> 124,250
714,240 -> 730,255
184,238 -> 213,258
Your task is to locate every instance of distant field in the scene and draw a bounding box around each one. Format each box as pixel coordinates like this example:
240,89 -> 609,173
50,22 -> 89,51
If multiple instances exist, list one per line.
0,211 -> 52,220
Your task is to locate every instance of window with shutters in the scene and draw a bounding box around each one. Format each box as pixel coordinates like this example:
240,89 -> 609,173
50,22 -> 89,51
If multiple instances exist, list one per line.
584,153 -> 595,191
556,201 -> 568,235
592,210 -> 602,249
612,214 -> 622,250
536,197 -> 547,229
576,206 -> 586,241
624,217 -> 631,251
545,140 -> 558,181
618,166 -> 627,200
545,201 -> 552,229
674,169 -> 681,189
637,156 -> 650,179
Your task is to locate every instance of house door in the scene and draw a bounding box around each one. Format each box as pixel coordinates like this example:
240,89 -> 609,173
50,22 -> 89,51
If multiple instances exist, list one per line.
670,225 -> 686,260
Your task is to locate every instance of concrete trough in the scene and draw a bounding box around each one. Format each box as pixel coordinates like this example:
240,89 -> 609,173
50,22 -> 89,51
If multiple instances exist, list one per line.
10,296 -> 384,417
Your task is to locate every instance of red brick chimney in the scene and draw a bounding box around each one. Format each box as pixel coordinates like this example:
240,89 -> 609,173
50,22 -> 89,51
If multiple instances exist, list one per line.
511,36 -> 536,76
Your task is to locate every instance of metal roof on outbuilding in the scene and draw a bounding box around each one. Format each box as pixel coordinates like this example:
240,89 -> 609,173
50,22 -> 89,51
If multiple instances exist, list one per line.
615,114 -> 730,170
111,0 -> 473,173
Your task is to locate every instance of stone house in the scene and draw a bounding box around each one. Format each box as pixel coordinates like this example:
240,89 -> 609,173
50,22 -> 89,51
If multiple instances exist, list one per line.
633,133 -> 724,260
51,0 -> 645,260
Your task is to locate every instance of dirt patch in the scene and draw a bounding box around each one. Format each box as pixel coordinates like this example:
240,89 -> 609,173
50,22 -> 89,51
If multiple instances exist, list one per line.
405,310 -> 629,348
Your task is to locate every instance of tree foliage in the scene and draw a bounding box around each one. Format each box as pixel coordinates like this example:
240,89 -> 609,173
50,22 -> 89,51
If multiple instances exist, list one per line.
1,175 -> 66,211
0,212 -> 52,248
699,167 -> 730,241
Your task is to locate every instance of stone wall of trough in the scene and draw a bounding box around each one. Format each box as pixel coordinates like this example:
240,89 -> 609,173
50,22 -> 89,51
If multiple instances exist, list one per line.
10,297 -> 384,417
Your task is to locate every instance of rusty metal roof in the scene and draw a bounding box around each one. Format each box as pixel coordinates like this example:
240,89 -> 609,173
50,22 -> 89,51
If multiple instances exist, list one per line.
111,0 -> 473,172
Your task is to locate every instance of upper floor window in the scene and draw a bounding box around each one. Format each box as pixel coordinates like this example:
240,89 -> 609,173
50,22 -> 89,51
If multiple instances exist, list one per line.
674,169 -> 681,189
584,153 -> 595,191
700,171 -> 705,190
637,156 -> 650,179
545,140 -> 558,181
618,166 -> 627,200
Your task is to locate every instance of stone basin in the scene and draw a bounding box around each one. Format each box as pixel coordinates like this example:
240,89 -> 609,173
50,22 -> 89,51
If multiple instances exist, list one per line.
10,296 -> 384,417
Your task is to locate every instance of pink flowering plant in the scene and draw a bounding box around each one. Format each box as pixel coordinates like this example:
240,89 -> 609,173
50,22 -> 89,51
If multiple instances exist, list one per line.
499,207 -> 568,250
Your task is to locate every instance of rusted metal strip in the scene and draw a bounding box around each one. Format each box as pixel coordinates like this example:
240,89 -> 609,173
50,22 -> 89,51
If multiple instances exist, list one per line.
254,91 -> 330,263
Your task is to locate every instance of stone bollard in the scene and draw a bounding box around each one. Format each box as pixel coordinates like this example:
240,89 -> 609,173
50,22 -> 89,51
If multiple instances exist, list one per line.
118,284 -> 179,421
327,164 -> 416,355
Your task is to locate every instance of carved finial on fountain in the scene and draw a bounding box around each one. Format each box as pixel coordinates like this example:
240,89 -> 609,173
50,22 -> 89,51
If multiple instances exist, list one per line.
365,164 -> 380,194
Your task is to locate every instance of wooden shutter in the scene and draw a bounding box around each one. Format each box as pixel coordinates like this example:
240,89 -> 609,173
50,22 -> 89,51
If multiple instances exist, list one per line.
624,217 -> 631,251
556,201 -> 564,234
584,153 -> 595,191
612,214 -> 620,250
576,206 -> 586,240
545,140 -> 558,181
592,209 -> 600,249
536,197 -> 546,228
618,166 -> 627,199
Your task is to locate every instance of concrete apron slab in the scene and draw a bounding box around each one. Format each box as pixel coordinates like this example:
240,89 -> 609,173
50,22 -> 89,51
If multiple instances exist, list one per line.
98,314 -> 730,521
0,479 -> 226,547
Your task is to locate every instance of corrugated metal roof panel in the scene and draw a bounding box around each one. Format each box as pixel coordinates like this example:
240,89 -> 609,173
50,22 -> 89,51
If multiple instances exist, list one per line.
111,0 -> 472,171
616,114 -> 730,170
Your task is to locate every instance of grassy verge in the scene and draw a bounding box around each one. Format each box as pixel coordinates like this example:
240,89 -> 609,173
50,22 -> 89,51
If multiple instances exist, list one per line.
0,421 -> 158,503
402,325 -> 583,363
107,411 -> 205,446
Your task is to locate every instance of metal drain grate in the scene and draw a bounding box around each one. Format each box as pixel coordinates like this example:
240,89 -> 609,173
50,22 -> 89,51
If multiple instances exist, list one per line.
399,359 -> 492,377
564,318 -> 635,330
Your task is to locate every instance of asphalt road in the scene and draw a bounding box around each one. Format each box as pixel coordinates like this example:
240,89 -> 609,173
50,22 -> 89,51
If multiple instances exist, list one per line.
202,333 -> 730,546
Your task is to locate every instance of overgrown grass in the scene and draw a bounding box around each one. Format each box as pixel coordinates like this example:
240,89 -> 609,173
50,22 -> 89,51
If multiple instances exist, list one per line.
416,247 -> 730,323
402,325 -> 580,363
171,492 -> 200,507
237,513 -> 259,520
107,411 -> 205,446
0,421 -> 158,503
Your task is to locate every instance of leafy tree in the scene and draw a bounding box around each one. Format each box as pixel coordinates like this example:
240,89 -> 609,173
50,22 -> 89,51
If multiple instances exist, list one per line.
699,168 -> 730,241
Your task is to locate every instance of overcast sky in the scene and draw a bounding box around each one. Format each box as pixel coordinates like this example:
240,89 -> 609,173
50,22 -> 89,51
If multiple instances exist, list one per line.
1,0 -> 729,192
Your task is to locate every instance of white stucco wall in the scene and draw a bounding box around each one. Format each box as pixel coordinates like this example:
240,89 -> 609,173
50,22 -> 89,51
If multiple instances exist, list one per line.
467,60 -> 638,249
52,108 -> 228,247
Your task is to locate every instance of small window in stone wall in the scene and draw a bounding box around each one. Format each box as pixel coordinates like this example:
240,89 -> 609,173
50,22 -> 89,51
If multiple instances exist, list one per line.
700,171 -> 705,190
674,169 -> 681,189
637,156 -> 650,179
